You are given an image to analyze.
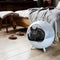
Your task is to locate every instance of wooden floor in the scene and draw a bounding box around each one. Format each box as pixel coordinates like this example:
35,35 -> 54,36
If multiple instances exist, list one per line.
0,27 -> 60,60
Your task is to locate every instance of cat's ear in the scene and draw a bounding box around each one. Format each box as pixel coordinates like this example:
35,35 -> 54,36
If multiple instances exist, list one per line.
30,27 -> 33,30
36,27 -> 38,30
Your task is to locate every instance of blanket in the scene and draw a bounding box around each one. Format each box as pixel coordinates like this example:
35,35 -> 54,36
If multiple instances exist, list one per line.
28,8 -> 60,41
0,11 -> 13,18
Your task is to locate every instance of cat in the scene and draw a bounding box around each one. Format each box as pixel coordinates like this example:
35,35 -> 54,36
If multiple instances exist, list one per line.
28,26 -> 45,42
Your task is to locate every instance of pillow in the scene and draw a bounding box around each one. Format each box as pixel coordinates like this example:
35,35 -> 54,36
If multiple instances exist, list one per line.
56,2 -> 60,10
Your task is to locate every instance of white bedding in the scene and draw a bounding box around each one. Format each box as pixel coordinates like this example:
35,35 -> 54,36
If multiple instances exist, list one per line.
15,10 -> 30,17
0,10 -> 30,18
0,11 -> 13,18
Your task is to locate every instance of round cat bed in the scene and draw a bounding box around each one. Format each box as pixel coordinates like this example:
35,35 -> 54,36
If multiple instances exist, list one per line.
27,20 -> 55,52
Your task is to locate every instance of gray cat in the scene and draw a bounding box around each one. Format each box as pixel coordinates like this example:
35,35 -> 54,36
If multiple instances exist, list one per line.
28,27 -> 45,42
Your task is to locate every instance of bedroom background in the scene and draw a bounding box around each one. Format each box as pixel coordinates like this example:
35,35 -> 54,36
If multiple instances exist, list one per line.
0,0 -> 60,34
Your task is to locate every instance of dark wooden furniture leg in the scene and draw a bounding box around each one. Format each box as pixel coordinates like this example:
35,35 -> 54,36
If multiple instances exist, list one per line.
0,18 -> 2,30
5,19 -> 9,33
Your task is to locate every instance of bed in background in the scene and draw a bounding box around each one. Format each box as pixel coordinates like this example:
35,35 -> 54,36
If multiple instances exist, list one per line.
0,10 -> 31,32
0,1 -> 60,33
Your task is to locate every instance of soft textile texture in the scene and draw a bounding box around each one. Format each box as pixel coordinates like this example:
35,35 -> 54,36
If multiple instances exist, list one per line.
0,11 -> 13,18
15,10 -> 30,17
28,8 -> 60,41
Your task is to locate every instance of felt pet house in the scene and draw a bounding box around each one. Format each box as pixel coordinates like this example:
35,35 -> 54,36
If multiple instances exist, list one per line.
27,20 -> 55,52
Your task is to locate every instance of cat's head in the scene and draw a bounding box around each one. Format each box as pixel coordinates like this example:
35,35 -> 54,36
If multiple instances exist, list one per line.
28,26 -> 45,42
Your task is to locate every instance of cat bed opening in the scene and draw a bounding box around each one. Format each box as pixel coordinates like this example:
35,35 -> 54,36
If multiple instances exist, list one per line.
28,25 -> 45,42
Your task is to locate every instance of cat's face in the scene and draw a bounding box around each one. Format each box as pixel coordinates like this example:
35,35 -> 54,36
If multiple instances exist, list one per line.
28,27 -> 45,42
